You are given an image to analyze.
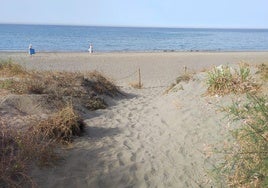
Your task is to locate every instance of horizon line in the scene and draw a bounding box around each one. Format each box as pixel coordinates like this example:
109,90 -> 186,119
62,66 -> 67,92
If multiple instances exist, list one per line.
1,22 -> 268,30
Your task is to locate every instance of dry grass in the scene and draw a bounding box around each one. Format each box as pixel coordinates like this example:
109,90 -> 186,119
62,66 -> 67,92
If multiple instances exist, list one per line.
0,61 -> 121,112
0,121 -> 55,188
213,95 -> 268,187
0,61 -> 121,187
84,97 -> 107,110
0,122 -> 32,188
84,71 -> 121,97
207,64 -> 259,96
36,104 -> 85,143
164,71 -> 193,94
0,59 -> 28,77
0,104 -> 85,187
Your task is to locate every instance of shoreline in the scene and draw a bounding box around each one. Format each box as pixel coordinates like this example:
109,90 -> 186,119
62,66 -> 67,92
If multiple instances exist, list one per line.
1,50 -> 268,54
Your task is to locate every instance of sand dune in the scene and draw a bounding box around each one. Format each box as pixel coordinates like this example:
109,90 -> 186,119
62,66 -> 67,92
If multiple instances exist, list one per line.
1,52 -> 267,187
29,74 -> 231,187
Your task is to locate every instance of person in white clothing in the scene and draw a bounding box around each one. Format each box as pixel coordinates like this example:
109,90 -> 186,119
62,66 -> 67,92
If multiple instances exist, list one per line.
88,43 -> 93,53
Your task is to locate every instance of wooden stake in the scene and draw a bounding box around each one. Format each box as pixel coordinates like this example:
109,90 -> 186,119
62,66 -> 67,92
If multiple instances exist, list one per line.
138,68 -> 141,88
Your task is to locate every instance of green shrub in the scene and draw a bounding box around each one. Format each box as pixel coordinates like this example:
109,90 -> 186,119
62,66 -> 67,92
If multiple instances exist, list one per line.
207,65 -> 259,95
214,95 -> 268,187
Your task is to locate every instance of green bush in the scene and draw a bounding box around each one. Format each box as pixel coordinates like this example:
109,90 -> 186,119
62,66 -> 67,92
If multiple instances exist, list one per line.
214,95 -> 268,187
207,65 -> 258,95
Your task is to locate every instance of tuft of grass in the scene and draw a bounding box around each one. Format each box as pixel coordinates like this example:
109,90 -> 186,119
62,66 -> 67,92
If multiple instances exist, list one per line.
36,104 -> 85,143
84,97 -> 107,110
0,120 -> 55,188
84,71 -> 121,97
165,70 -> 193,94
0,104 -> 85,187
207,64 -> 259,96
213,94 -> 268,187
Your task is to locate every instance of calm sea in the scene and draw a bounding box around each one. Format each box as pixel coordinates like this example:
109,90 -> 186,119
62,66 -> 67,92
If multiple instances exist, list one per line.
0,24 -> 268,52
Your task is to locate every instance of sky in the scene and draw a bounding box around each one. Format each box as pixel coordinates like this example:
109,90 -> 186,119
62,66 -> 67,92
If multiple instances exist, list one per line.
1,0 -> 268,28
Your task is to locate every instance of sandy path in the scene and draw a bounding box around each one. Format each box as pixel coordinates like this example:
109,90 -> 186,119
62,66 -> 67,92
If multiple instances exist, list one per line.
31,74 -> 229,188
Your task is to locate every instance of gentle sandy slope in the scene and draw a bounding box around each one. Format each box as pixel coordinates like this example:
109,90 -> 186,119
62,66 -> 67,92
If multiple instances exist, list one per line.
30,72 -> 232,188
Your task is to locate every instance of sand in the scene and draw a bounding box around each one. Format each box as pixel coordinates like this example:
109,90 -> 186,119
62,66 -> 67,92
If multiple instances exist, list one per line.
1,52 -> 268,187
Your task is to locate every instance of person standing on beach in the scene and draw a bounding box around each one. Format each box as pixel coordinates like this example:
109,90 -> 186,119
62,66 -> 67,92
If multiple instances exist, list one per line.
88,43 -> 93,53
28,44 -> 35,55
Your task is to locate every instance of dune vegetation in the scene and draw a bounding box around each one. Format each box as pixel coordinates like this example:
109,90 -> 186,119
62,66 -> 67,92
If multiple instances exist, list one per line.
0,59 -> 121,187
206,64 -> 268,187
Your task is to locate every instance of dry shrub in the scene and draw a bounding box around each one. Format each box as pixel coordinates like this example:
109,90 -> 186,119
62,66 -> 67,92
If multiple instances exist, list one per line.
0,79 -> 28,94
0,123 -> 30,188
0,61 -> 121,111
213,95 -> 268,187
0,103 -> 85,187
25,71 -> 84,98
84,71 -> 120,97
0,61 -> 121,100
207,64 -> 259,96
84,97 -> 107,110
36,105 -> 85,143
0,121 -> 51,188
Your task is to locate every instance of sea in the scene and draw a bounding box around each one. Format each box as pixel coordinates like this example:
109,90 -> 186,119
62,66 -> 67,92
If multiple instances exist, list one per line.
0,24 -> 268,52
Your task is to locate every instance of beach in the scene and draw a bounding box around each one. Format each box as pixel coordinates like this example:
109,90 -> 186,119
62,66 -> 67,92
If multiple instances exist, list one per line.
1,51 -> 268,187
1,51 -> 268,86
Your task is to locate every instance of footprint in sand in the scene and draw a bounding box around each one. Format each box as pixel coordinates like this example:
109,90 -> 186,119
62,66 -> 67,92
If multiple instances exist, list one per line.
144,174 -> 152,187
123,140 -> 132,150
130,153 -> 136,162
130,164 -> 137,171
117,152 -> 125,166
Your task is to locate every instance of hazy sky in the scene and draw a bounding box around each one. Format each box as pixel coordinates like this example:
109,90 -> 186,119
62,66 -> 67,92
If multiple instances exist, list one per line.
1,0 -> 268,28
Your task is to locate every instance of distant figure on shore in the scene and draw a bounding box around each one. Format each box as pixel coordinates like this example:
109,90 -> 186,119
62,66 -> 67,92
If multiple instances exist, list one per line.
88,43 -> 93,53
28,44 -> 35,55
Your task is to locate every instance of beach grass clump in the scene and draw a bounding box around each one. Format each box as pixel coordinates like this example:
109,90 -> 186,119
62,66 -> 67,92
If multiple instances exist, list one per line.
0,104 -> 85,187
36,104 -> 85,143
0,123 -> 29,188
83,71 -> 121,97
0,59 -> 28,77
0,79 -> 28,94
84,97 -> 107,110
0,61 -> 121,111
207,64 -> 259,95
0,120 -> 57,188
214,94 -> 268,187
165,71 -> 193,94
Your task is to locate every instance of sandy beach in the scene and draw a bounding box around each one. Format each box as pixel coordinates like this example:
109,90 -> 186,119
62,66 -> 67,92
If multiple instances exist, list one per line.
1,51 -> 268,86
1,51 -> 268,187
